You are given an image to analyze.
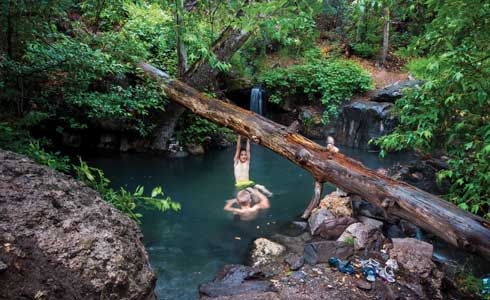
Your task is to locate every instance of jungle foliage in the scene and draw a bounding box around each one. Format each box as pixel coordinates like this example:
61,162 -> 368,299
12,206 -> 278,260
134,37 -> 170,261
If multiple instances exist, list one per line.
1,0 -> 489,219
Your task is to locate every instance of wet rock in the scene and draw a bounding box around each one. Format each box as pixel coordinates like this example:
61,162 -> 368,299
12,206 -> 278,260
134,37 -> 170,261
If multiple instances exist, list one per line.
390,238 -> 434,277
284,253 -> 304,271
337,222 -> 385,251
291,221 -> 308,232
304,241 -> 354,265
370,80 -> 424,103
199,264 -> 276,299
96,132 -> 120,150
358,216 -> 384,230
201,292 -> 280,300
308,208 -> 335,235
334,100 -> 397,150
318,192 -> 352,217
0,150 -> 156,300
250,238 -> 286,267
186,143 -> 205,155
315,216 -> 357,239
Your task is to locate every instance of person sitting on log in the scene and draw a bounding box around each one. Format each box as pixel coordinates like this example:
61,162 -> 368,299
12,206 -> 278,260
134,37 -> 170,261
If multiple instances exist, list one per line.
233,135 -> 272,197
224,188 -> 270,221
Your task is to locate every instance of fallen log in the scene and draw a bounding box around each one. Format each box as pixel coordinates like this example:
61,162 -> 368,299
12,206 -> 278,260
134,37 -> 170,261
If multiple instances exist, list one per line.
138,62 -> 490,260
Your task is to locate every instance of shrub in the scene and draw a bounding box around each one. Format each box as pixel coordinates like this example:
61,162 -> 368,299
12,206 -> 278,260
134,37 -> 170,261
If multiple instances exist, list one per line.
259,58 -> 373,122
351,42 -> 380,59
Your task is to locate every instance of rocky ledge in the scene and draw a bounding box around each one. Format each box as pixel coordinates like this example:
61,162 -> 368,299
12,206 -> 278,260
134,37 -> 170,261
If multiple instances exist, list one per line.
0,150 -> 156,300
200,189 -> 485,300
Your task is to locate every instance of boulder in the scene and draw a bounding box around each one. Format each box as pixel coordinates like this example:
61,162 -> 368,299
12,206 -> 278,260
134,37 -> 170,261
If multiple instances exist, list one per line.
250,238 -> 286,267
284,253 -> 304,271
370,80 -> 424,103
199,264 -> 277,299
318,192 -> 352,217
304,241 -> 354,265
334,100 -> 397,150
308,208 -> 335,235
186,143 -> 205,155
0,150 -> 156,300
358,216 -> 384,230
337,222 -> 385,251
315,216 -> 357,239
390,238 -> 434,277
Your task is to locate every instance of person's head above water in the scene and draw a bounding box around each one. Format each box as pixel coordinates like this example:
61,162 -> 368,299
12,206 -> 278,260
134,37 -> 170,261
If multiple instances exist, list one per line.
239,149 -> 248,163
236,190 -> 252,207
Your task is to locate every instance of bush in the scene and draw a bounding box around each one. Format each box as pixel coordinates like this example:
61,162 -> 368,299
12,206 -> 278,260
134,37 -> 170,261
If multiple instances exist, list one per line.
351,42 -> 380,59
176,113 -> 234,145
259,58 -> 373,122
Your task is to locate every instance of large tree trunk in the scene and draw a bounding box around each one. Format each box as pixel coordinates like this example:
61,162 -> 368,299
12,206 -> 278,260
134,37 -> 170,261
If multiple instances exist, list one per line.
138,62 -> 490,260
151,25 -> 252,151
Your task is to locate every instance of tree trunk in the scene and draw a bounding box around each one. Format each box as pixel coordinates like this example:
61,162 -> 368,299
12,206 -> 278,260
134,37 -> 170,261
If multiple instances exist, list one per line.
176,0 -> 188,78
138,62 -> 490,260
150,25 -> 252,151
381,7 -> 390,67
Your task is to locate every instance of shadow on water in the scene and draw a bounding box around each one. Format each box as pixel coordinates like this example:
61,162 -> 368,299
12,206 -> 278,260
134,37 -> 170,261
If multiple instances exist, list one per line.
85,144 -> 411,300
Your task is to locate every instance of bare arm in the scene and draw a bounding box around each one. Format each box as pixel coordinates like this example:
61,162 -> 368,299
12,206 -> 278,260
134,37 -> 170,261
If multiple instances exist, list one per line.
224,199 -> 240,213
248,188 -> 269,209
246,138 -> 251,161
234,136 -> 241,162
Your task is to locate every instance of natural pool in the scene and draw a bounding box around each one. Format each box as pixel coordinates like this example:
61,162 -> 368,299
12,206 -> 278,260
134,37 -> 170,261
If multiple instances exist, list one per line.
86,144 -> 409,300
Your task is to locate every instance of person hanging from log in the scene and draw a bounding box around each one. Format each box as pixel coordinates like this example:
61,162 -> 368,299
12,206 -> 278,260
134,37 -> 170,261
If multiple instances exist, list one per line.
224,135 -> 273,220
233,135 -> 273,197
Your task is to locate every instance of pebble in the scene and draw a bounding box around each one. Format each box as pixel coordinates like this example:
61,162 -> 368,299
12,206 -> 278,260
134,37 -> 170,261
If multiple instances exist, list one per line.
0,260 -> 7,272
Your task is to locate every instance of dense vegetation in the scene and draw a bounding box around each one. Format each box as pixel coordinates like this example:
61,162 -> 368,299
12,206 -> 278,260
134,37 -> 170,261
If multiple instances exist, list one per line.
0,0 -> 489,220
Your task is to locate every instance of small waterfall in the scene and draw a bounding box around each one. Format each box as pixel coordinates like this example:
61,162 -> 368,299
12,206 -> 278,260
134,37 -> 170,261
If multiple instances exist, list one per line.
250,87 -> 263,115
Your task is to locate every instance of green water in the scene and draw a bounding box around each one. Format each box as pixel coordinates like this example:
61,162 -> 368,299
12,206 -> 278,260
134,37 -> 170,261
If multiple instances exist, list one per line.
86,145 -> 406,300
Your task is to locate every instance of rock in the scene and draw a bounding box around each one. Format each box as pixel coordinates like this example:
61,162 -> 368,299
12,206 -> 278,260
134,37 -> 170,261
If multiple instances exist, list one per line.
269,232 -> 312,255
388,159 -> 449,195
334,100 -> 397,150
308,208 -> 334,235
284,253 -> 304,271
356,280 -> 372,291
386,224 -> 406,239
304,241 -> 354,265
390,238 -> 434,277
61,131 -> 82,148
250,238 -> 286,267
291,221 -> 308,232
97,132 -> 119,150
370,80 -> 424,103
337,222 -> 385,251
318,192 -> 352,217
315,216 -> 357,239
167,150 -> 189,158
201,292 -> 280,300
199,264 -> 277,299
359,216 -> 384,230
298,105 -> 328,139
351,198 -> 387,221
0,260 -> 7,272
0,150 -> 155,300
186,143 -> 205,155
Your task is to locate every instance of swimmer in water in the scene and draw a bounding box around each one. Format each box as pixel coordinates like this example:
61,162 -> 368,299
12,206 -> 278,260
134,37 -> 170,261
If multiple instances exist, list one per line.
224,188 -> 270,221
